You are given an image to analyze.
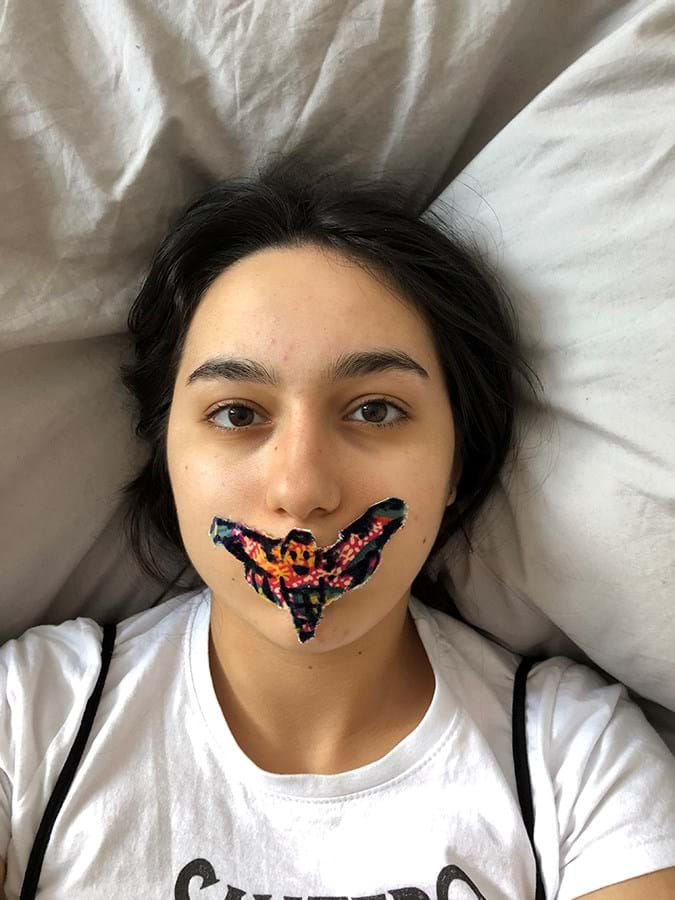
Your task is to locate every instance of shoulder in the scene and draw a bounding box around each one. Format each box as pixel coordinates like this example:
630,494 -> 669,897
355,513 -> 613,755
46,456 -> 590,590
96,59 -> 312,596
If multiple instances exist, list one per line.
411,597 -> 524,702
0,612 -> 108,832
417,596 -> 631,720
523,657 -> 675,897
524,656 -> 636,759
0,588 -> 206,750
1,615 -> 103,709
524,654 -> 675,797
1,587 -> 206,670
0,589 -> 207,814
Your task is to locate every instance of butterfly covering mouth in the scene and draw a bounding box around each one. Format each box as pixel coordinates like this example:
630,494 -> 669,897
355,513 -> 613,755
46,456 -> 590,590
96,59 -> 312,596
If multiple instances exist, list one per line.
209,497 -> 408,643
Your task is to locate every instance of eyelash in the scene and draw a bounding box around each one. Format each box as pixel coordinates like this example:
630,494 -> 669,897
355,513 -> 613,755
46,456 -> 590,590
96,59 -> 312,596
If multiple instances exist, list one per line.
204,398 -> 408,432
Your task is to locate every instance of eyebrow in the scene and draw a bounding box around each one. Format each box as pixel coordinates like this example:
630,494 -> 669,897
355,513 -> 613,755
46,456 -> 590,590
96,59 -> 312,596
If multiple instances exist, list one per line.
186,349 -> 430,387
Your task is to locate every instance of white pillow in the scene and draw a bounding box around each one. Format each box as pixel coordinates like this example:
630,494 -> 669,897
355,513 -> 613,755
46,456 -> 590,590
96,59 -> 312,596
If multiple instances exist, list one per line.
428,0 -> 675,748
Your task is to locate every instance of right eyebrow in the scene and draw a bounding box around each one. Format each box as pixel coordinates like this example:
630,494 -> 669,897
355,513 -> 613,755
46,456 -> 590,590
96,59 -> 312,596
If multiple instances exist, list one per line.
186,349 -> 430,388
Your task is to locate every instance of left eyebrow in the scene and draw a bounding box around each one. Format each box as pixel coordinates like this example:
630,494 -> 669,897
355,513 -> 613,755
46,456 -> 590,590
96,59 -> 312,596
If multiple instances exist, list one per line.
186,349 -> 430,387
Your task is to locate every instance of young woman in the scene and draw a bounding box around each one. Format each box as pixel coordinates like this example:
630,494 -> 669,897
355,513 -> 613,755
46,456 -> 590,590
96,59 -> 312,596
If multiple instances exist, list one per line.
1,149 -> 674,900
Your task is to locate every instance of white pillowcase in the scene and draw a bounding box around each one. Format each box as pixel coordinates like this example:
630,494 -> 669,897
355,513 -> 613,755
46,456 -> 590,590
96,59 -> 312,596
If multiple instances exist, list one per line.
427,0 -> 675,748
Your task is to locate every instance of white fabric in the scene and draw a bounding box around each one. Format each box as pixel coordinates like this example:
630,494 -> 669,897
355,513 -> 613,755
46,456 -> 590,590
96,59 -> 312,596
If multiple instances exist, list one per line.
426,0 -> 675,744
1,589 -> 674,900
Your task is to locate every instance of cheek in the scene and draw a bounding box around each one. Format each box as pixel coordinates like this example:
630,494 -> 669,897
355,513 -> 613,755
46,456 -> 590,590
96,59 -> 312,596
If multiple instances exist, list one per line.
172,454 -> 229,526
399,437 -> 452,508
167,419 -> 225,525
394,460 -> 453,568
404,496 -> 440,556
169,442 -> 263,568
168,450 -> 245,587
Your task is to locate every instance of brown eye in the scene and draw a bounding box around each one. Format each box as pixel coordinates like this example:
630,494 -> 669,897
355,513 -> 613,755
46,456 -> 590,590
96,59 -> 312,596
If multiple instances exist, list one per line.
360,401 -> 388,423
348,399 -> 407,429
207,399 -> 407,432
208,404 -> 261,429
228,406 -> 254,426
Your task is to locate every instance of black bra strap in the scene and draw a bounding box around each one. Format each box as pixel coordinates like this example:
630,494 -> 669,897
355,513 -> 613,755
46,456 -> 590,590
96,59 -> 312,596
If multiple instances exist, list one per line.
19,622 -> 117,900
513,654 -> 547,900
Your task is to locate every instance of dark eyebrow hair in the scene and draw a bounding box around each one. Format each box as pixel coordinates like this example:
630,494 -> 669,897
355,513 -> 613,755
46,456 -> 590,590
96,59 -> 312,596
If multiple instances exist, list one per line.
186,349 -> 430,387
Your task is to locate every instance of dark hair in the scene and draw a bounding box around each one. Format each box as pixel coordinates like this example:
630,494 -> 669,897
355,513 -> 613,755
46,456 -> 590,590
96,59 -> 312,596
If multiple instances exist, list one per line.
118,146 -> 543,622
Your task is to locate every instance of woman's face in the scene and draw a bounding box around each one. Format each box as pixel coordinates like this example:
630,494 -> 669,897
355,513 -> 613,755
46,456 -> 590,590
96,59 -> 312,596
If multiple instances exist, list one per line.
166,244 -> 459,653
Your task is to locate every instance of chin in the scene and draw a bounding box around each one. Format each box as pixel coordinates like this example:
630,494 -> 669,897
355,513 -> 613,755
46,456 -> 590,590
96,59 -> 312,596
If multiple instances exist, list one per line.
235,596 -> 357,654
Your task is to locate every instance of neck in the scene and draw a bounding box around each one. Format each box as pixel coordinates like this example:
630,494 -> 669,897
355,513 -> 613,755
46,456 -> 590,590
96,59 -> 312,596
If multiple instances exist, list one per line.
207,590 -> 436,775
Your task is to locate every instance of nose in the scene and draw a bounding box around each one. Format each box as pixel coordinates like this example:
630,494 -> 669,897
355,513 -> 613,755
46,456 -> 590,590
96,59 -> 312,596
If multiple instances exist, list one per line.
263,407 -> 341,529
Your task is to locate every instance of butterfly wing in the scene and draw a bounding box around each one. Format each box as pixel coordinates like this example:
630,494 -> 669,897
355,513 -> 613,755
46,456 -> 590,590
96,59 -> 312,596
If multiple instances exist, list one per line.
210,516 -> 288,609
320,497 -> 407,592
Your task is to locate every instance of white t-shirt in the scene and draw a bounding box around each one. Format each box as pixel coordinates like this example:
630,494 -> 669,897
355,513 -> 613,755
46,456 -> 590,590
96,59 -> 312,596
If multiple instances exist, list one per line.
1,588 -> 675,900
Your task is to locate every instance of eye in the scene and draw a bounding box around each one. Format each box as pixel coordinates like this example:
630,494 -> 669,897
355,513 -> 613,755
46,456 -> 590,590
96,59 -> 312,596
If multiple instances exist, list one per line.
205,398 -> 408,432
206,403 -> 266,430
348,399 -> 407,429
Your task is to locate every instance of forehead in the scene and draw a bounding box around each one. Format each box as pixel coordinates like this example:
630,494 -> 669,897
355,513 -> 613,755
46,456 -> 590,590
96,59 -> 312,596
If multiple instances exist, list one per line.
181,244 -> 434,362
